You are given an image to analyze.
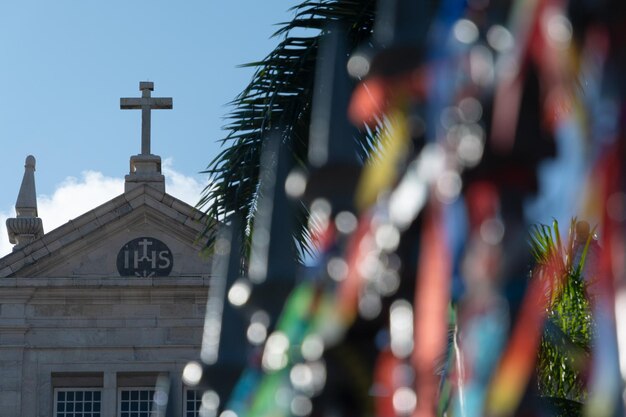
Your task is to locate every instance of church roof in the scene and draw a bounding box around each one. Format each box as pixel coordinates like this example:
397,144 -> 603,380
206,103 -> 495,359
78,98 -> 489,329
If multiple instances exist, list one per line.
0,184 -> 213,278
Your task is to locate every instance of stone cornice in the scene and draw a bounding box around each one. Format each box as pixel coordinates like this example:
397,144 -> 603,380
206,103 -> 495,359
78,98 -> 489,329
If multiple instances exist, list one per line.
0,275 -> 211,288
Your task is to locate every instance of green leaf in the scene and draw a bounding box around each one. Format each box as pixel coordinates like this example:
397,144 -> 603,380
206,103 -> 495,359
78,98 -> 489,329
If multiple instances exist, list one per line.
199,0 -> 377,260
530,219 -> 595,403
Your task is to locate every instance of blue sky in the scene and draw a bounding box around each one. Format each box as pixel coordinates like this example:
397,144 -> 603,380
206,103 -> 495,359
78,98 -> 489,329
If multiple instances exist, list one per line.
0,1 -> 293,252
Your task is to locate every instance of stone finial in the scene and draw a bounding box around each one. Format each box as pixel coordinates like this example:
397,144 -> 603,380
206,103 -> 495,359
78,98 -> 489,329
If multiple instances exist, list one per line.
6,155 -> 44,249
16,155 -> 38,217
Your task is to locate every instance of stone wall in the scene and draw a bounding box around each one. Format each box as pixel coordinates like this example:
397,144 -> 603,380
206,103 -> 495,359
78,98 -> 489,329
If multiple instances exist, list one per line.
0,276 -> 210,417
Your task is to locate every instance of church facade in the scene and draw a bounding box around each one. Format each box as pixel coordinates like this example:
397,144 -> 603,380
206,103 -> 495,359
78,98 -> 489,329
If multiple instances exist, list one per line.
0,83 -> 212,417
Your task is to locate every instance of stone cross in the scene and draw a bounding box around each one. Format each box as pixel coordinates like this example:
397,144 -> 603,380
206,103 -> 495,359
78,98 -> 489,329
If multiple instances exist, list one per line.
120,81 -> 173,155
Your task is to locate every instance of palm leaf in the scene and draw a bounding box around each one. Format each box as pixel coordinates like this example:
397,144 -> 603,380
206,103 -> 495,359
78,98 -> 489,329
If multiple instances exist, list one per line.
199,0 -> 377,259
530,219 -> 595,402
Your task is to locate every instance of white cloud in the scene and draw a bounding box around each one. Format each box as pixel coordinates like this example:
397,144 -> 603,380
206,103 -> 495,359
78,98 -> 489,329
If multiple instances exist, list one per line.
0,160 -> 210,257
0,212 -> 14,257
163,158 -> 208,209
38,171 -> 125,232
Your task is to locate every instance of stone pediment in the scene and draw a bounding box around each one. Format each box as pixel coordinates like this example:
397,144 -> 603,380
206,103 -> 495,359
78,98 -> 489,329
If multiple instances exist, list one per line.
0,184 -> 214,278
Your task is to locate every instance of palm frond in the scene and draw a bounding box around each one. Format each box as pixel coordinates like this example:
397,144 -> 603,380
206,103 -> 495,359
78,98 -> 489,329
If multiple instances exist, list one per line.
530,219 -> 595,402
199,0 -> 377,259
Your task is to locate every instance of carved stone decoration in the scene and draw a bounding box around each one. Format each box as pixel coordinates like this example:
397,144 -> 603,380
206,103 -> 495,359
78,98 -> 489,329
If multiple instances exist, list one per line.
116,237 -> 174,277
6,217 -> 44,245
7,155 -> 44,250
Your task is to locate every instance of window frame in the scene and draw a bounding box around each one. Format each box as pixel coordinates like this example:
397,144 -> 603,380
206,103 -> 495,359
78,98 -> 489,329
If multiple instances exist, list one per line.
183,388 -> 203,417
117,386 -> 156,417
53,387 -> 103,417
